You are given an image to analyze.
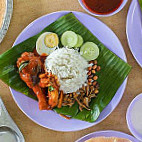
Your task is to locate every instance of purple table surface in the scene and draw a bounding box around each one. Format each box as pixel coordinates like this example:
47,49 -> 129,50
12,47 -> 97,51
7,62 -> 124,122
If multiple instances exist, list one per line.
11,11 -> 128,132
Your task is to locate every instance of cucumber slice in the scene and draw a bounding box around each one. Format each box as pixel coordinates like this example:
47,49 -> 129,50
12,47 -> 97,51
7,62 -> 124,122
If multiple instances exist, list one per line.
80,42 -> 99,61
74,34 -> 83,48
61,31 -> 78,47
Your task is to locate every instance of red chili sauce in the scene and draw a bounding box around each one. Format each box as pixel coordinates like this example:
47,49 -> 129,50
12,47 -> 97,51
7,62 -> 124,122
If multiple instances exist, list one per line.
82,0 -> 123,15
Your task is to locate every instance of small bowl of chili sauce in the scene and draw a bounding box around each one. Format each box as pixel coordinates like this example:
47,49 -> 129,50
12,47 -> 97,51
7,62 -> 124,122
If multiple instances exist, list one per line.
78,0 -> 128,17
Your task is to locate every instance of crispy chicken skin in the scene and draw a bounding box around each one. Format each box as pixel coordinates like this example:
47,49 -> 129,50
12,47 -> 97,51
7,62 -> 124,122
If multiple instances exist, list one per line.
17,52 -> 50,110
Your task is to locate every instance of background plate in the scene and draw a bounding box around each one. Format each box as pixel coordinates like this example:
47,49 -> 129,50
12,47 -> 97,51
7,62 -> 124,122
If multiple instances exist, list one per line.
126,0 -> 142,67
0,0 -> 13,43
76,130 -> 139,142
11,11 -> 127,132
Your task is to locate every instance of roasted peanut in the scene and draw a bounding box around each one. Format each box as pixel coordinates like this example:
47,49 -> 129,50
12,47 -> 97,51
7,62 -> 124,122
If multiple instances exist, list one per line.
93,76 -> 98,80
94,89 -> 99,94
93,81 -> 97,86
87,71 -> 91,76
93,60 -> 97,64
88,78 -> 92,82
88,82 -> 92,86
88,66 -> 92,71
92,65 -> 97,70
96,66 -> 101,71
91,70 -> 96,74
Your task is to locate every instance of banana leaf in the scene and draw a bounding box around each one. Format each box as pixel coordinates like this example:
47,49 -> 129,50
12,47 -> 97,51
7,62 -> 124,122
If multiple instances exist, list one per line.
139,0 -> 142,11
0,13 -> 131,122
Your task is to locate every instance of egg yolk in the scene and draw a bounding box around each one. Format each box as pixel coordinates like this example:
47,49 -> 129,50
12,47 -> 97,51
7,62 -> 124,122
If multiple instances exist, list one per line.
44,33 -> 59,48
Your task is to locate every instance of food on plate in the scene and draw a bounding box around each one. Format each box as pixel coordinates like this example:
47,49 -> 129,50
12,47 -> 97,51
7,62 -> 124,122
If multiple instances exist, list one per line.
36,32 -> 58,55
61,31 -> 83,48
17,52 -> 50,110
16,31 -> 101,111
82,0 -> 123,15
61,31 -> 78,47
85,137 -> 132,142
0,13 -> 131,122
0,0 -> 6,29
45,48 -> 88,93
80,42 -> 99,61
74,34 -> 84,48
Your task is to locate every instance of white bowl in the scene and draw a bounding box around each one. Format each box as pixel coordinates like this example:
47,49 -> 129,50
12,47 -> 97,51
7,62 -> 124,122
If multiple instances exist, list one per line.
78,0 -> 128,17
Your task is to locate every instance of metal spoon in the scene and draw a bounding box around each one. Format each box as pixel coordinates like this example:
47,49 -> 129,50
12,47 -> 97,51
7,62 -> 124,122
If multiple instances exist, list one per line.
0,126 -> 20,142
0,97 -> 25,142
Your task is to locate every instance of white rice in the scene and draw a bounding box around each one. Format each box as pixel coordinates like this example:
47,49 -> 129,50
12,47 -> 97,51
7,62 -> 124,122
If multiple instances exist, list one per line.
45,47 -> 89,93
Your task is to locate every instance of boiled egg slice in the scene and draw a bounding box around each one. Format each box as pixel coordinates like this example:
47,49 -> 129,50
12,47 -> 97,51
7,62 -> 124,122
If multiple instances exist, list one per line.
36,32 -> 59,55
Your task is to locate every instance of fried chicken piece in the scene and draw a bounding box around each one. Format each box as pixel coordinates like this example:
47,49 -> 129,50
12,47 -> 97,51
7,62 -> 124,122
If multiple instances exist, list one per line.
17,52 -> 50,110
